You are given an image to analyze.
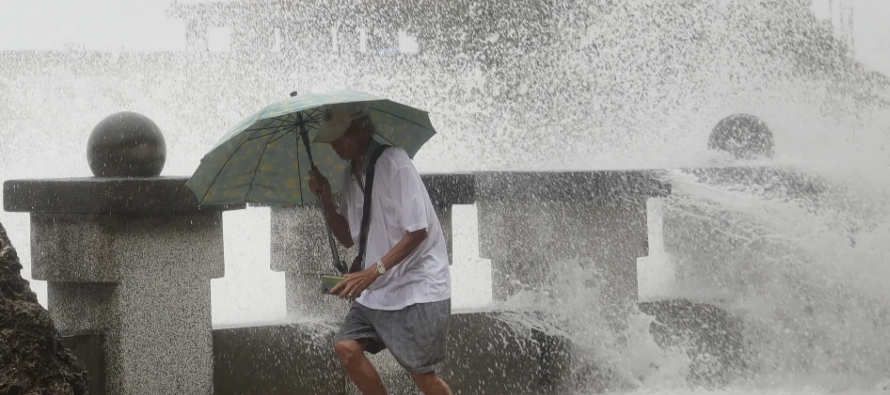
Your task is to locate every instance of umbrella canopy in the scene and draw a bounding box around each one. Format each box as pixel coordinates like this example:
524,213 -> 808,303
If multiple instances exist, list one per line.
186,90 -> 436,206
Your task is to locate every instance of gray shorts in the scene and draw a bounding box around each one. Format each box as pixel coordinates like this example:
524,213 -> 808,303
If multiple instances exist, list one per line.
333,299 -> 451,374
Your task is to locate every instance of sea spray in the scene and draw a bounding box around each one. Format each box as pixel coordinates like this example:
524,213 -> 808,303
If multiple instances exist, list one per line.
490,259 -> 693,393
663,168 -> 890,390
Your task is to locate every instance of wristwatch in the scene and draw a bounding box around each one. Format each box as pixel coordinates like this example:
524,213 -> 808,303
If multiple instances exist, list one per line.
375,259 -> 386,275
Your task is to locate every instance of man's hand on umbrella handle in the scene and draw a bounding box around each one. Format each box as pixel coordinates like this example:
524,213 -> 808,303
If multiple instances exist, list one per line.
330,267 -> 380,301
308,167 -> 331,200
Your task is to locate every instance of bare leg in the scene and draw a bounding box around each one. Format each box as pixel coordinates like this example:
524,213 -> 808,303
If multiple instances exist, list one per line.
411,371 -> 453,395
334,340 -> 388,395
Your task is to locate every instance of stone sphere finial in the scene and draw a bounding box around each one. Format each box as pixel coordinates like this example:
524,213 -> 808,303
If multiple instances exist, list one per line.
708,113 -> 775,160
87,111 -> 167,177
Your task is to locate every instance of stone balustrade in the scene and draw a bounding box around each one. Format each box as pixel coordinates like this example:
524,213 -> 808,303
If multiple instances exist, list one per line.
5,168 -> 669,394
0,110 -> 787,394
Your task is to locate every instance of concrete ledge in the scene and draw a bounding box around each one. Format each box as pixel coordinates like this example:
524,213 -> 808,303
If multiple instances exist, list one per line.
3,177 -> 243,214
476,171 -> 670,202
213,322 -> 346,395
63,305 -> 744,394
212,311 -> 570,395
442,312 -> 570,395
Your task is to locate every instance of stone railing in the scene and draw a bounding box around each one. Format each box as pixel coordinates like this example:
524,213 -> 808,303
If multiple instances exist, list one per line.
243,169 -> 671,394
6,111 -> 802,394
4,168 -> 669,395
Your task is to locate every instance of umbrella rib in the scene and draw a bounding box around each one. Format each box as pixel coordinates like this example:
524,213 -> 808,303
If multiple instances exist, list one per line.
244,131 -> 277,203
253,118 -> 294,138
248,117 -> 299,141
370,107 -> 436,133
303,108 -> 323,122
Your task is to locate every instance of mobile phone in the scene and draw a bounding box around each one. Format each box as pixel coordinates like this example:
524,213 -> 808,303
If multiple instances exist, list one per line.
321,275 -> 345,295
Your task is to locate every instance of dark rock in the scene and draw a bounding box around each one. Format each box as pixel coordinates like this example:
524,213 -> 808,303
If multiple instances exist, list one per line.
86,111 -> 166,177
0,221 -> 89,395
640,299 -> 748,387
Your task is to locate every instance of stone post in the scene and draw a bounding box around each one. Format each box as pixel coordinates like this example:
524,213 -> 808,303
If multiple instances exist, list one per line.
270,173 -> 474,319
3,112 -> 242,395
476,171 -> 669,323
4,178 -> 240,395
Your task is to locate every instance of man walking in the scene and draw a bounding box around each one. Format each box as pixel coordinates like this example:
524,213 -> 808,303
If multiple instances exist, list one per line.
308,102 -> 453,395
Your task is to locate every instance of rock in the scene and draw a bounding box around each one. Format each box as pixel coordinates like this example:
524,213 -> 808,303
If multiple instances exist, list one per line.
0,221 -> 89,395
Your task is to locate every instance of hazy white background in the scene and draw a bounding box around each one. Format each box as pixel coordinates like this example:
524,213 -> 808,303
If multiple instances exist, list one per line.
0,0 -> 887,75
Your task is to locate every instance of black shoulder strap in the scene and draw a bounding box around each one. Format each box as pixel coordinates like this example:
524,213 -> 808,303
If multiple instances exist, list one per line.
349,144 -> 391,273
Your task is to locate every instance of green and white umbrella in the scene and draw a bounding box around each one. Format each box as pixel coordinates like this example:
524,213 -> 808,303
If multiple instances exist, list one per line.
186,90 -> 436,207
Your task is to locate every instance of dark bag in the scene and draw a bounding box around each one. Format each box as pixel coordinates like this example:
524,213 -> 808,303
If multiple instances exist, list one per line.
348,144 -> 391,273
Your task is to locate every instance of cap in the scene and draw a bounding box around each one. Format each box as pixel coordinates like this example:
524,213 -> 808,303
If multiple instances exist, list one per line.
313,102 -> 371,143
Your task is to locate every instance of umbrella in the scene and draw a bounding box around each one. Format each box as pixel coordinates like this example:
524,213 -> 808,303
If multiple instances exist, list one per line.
186,90 -> 436,206
186,89 -> 437,272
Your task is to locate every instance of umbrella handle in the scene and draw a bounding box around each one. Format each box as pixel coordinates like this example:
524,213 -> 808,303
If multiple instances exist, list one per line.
296,113 -> 343,272
292,100 -> 346,274
323,216 -> 347,274
315,185 -> 347,274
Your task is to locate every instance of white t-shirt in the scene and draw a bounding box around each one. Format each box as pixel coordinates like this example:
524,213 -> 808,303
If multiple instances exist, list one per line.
338,146 -> 451,311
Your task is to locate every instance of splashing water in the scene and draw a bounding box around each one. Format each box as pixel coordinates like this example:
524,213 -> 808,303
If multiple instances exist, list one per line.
659,168 -> 890,391
488,260 -> 694,393
482,163 -> 890,394
2,1 -> 890,394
